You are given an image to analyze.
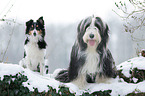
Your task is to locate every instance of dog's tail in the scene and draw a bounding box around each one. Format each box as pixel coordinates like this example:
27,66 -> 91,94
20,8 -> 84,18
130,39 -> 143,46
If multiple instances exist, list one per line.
54,69 -> 70,83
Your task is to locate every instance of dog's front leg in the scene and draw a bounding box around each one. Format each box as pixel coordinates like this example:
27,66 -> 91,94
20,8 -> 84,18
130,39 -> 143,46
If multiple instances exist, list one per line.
40,61 -> 44,75
25,57 -> 32,69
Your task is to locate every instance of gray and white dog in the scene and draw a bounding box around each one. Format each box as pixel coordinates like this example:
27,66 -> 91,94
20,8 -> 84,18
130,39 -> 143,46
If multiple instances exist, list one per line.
55,16 -> 116,88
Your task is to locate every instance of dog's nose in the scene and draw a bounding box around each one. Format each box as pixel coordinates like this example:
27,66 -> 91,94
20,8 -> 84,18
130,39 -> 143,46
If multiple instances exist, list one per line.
33,32 -> 36,36
89,34 -> 94,39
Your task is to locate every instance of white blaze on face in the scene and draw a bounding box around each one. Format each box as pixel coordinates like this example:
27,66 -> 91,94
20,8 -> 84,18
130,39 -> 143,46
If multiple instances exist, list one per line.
83,17 -> 101,47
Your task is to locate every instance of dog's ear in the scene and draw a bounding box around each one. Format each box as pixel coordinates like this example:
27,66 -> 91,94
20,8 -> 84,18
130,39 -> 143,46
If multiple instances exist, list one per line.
25,19 -> 33,34
77,17 -> 91,33
37,16 -> 44,25
77,20 -> 83,32
103,24 -> 109,47
26,19 -> 33,26
104,24 -> 109,37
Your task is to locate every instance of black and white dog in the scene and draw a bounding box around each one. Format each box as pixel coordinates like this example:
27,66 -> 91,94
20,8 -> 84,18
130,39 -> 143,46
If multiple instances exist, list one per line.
55,16 -> 116,88
19,17 -> 47,75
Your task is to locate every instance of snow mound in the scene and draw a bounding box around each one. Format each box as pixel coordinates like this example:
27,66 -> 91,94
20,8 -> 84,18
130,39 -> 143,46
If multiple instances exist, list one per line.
117,56 -> 145,77
0,56 -> 145,95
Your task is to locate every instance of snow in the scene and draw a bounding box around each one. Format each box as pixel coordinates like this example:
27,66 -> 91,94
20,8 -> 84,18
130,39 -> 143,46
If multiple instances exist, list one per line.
1,56 -> 145,95
117,56 -> 145,77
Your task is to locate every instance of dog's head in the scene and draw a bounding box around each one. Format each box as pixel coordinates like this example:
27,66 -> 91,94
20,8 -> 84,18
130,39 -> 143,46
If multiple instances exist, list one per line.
77,16 -> 109,51
25,17 -> 45,42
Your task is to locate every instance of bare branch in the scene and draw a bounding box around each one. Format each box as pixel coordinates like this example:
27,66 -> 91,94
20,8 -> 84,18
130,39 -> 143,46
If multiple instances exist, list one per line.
0,19 -> 22,25
0,0 -> 17,19
0,0 -> 11,16
2,18 -> 17,62
113,0 -> 145,41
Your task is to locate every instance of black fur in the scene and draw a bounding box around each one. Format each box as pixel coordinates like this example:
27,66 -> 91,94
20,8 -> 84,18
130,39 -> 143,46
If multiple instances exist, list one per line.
56,70 -> 69,82
37,40 -> 47,49
55,16 -> 116,83
24,39 -> 29,58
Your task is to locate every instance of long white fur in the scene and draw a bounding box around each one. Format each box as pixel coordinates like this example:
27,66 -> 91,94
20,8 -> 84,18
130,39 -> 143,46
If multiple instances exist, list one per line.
72,17 -> 102,88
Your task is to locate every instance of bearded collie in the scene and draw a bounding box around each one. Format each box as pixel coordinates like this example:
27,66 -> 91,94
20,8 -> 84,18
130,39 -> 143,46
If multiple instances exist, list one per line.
55,16 -> 116,88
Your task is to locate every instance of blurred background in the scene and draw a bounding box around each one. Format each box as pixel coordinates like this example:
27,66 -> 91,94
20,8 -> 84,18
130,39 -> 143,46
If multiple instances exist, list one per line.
0,0 -> 145,73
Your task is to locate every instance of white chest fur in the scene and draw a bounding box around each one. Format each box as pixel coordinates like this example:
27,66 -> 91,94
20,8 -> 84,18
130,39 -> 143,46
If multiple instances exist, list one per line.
81,47 -> 100,75
72,47 -> 101,88
24,42 -> 45,71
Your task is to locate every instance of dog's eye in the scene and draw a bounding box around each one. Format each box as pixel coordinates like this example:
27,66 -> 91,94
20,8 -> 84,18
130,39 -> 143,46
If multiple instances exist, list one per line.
36,25 -> 40,30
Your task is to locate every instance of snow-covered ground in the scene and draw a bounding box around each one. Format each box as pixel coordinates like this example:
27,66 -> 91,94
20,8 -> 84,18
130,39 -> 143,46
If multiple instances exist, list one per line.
0,56 -> 145,95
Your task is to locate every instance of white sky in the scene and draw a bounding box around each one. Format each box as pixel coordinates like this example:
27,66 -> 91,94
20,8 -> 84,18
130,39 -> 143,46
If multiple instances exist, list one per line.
0,0 -> 117,24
